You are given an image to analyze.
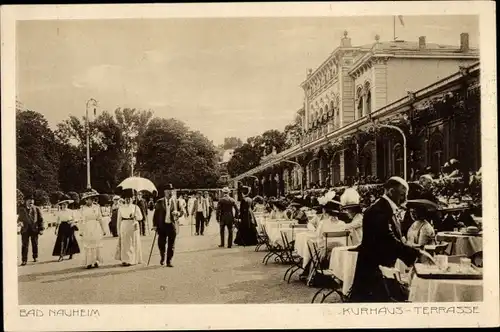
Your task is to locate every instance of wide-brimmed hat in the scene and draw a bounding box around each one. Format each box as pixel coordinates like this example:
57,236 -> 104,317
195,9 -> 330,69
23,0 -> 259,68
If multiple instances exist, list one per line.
240,186 -> 251,196
112,195 -> 121,201
340,188 -> 361,209
406,199 -> 439,212
323,200 -> 341,215
81,189 -> 99,201
222,187 -> 230,193
57,194 -> 74,206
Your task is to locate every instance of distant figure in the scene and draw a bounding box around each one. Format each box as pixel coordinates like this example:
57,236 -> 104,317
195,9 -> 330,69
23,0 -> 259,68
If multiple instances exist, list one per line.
234,186 -> 258,246
204,191 -> 214,227
216,187 -> 239,248
191,191 -> 209,236
109,196 -> 120,237
17,194 -> 44,266
135,192 -> 148,236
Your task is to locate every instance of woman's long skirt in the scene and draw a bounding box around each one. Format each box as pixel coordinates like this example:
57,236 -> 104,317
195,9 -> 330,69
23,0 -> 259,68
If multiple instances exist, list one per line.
81,219 -> 104,266
52,222 -> 80,257
115,219 -> 143,265
234,218 -> 259,246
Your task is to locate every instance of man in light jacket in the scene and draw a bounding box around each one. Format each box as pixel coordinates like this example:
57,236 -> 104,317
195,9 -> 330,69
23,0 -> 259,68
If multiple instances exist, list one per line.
191,191 -> 209,236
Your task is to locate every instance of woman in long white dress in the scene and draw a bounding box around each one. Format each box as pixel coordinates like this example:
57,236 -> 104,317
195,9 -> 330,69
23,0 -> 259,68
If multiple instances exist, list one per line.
115,190 -> 143,266
79,189 -> 107,269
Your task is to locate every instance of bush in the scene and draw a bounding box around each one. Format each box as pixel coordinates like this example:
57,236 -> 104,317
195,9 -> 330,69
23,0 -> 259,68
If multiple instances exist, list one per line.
16,189 -> 24,206
67,191 -> 80,204
33,189 -> 49,206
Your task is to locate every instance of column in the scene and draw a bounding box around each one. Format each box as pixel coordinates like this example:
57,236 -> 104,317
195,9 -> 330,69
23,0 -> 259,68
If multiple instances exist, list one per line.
339,150 -> 345,182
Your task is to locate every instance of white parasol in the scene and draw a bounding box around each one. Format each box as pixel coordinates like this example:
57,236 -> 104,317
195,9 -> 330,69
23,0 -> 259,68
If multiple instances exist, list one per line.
117,176 -> 157,194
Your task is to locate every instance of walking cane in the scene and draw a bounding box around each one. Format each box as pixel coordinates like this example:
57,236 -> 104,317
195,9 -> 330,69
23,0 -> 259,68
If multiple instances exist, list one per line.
147,229 -> 157,266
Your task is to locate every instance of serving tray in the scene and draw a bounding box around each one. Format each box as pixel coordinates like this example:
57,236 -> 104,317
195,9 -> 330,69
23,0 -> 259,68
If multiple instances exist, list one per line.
414,263 -> 483,280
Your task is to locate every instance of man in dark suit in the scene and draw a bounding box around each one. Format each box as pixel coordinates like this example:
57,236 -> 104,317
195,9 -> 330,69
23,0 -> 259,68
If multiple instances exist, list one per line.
152,184 -> 181,267
136,192 -> 148,236
349,177 -> 434,302
216,187 -> 239,248
17,195 -> 44,266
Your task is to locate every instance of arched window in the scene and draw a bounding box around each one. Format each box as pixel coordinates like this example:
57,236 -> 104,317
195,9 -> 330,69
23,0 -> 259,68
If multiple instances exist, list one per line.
429,132 -> 444,174
356,87 -> 364,119
365,82 -> 372,114
393,143 -> 404,178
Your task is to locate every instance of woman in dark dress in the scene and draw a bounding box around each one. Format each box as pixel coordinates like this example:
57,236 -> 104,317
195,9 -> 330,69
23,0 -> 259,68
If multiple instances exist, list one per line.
52,196 -> 80,261
234,186 -> 259,246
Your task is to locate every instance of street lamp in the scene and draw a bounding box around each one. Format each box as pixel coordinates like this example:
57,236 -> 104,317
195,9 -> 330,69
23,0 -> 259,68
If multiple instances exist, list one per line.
85,98 -> 98,189
368,114 -> 407,180
280,159 -> 303,195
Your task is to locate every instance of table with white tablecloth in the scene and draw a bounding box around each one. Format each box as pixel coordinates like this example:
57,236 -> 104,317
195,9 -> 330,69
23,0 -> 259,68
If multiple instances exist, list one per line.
409,275 -> 483,302
295,231 -> 319,268
436,231 -> 483,257
328,246 -> 408,295
266,225 -> 309,246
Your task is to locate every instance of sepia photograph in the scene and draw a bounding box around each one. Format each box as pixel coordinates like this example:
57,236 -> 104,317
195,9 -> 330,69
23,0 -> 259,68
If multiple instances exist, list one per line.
2,2 -> 499,331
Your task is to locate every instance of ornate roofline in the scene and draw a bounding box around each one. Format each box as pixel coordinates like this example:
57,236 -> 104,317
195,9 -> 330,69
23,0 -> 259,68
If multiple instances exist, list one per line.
230,61 -> 480,182
348,50 -> 479,78
300,47 -> 366,89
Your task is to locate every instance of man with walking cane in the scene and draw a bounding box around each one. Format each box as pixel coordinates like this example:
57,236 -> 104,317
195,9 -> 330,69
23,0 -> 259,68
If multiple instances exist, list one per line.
148,184 -> 181,267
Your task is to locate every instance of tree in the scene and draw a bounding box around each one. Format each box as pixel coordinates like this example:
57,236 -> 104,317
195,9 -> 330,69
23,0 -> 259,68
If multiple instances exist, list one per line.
219,137 -> 243,150
226,143 -> 262,178
226,129 -> 288,178
16,109 -> 60,195
114,108 -> 153,177
136,118 -> 220,189
33,189 -> 49,206
55,110 -> 133,193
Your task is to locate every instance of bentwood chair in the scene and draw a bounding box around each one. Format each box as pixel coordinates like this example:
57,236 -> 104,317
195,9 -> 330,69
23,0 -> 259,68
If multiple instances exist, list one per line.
261,225 -> 286,265
281,232 -> 304,283
309,241 -> 344,303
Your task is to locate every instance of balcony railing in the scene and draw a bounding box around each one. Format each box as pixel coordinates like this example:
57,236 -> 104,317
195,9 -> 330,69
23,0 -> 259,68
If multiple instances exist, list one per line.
299,120 -> 340,145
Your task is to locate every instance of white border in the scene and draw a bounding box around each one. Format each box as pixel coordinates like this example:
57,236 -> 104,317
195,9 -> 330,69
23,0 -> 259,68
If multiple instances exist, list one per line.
2,2 -> 498,330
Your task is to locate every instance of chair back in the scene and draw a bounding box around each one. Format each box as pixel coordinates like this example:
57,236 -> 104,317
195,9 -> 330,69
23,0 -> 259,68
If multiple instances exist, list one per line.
323,230 -> 350,247
433,242 -> 449,255
470,251 -> 483,268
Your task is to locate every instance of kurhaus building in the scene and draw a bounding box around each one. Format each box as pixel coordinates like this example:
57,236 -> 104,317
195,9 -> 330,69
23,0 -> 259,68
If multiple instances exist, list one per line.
232,32 -> 480,197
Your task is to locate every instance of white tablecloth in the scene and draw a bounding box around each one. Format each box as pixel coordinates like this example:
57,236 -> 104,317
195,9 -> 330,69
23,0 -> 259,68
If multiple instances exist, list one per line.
328,246 -> 408,295
295,231 -> 319,268
409,275 -> 483,302
436,232 -> 483,257
267,226 -> 308,246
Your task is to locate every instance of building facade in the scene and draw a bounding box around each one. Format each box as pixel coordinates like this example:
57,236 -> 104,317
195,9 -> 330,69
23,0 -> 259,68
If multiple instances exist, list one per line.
232,32 -> 480,197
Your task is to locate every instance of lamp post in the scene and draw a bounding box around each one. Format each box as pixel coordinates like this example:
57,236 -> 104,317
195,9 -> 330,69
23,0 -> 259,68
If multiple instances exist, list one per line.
368,115 -> 407,180
85,98 -> 98,189
281,159 -> 303,195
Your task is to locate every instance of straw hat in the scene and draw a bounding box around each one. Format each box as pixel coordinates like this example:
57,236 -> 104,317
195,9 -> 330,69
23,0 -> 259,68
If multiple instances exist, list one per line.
222,187 -> 230,194
81,189 -> 99,201
387,176 -> 409,192
340,188 -> 361,209
56,194 -> 74,206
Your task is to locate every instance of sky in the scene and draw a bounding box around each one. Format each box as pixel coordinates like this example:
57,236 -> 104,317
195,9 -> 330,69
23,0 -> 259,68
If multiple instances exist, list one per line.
17,15 -> 479,145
